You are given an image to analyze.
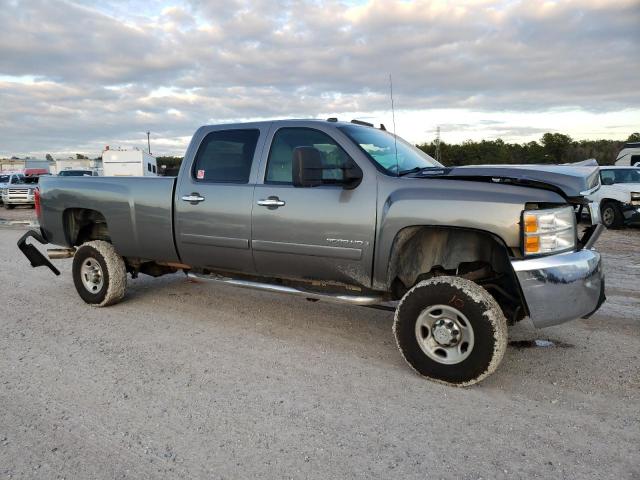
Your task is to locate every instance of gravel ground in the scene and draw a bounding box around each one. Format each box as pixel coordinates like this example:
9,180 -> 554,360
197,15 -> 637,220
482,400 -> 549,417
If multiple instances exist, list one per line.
0,225 -> 638,479
0,205 -> 36,225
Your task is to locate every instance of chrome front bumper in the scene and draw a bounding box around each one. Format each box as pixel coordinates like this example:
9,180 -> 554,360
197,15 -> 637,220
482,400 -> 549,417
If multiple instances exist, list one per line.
511,248 -> 605,328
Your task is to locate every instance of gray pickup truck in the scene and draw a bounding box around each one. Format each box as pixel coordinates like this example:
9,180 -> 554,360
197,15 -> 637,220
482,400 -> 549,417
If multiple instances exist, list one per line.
18,119 -> 606,386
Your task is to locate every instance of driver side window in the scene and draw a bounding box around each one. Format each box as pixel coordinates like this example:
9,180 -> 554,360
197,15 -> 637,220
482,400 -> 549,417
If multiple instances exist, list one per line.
265,128 -> 351,184
600,170 -> 615,185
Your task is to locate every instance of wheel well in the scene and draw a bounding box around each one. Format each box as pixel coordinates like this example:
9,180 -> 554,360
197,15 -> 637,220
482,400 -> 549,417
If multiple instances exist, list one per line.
63,208 -> 111,246
600,198 -> 622,207
387,226 -> 525,323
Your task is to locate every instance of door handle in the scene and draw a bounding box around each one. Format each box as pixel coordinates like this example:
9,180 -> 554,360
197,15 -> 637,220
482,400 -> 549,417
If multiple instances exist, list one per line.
257,196 -> 286,208
181,193 -> 205,204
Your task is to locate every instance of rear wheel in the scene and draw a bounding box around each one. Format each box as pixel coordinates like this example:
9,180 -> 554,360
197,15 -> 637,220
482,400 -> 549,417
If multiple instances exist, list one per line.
72,240 -> 126,306
601,201 -> 623,229
393,276 -> 508,386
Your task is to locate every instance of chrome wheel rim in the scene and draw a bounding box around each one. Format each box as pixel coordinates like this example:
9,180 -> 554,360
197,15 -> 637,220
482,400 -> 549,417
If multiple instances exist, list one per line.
80,258 -> 104,294
415,304 -> 475,365
602,207 -> 614,226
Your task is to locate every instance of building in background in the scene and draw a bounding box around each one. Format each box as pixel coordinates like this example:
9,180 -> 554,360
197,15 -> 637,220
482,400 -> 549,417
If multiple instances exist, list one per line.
0,158 -> 51,174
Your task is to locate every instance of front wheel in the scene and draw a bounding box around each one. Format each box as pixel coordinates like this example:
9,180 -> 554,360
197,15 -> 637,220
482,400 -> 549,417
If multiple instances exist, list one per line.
393,276 -> 508,386
72,240 -> 127,307
601,202 -> 623,229
3,203 -> 14,209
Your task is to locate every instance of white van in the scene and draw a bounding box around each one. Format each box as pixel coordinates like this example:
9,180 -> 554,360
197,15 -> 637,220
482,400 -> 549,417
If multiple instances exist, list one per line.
102,148 -> 158,177
615,142 -> 640,166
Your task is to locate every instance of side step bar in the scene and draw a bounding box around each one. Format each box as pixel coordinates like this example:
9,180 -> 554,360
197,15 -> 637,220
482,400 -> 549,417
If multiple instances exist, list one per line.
188,272 -> 386,306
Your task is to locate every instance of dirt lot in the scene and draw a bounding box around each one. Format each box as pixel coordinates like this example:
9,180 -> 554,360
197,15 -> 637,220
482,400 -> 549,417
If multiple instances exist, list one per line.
0,223 -> 638,479
0,205 -> 36,225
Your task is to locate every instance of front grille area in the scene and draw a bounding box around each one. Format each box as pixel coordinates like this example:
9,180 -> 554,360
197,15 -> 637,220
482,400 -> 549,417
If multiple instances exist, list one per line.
7,188 -> 31,200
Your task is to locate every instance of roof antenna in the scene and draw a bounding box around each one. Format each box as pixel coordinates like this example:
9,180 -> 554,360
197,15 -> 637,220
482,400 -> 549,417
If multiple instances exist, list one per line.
389,73 -> 399,176
435,125 -> 441,164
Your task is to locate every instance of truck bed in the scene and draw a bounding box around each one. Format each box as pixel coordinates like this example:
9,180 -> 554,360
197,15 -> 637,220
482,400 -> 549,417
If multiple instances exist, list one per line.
39,176 -> 180,263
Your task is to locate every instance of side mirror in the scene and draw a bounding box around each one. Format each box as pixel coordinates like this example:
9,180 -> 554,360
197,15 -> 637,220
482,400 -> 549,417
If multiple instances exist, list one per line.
292,146 -> 323,188
342,161 -> 363,190
602,177 -> 614,186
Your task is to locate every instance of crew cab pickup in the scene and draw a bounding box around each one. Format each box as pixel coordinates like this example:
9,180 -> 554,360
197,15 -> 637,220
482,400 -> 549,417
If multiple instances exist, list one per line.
586,166 -> 640,228
18,119 -> 606,386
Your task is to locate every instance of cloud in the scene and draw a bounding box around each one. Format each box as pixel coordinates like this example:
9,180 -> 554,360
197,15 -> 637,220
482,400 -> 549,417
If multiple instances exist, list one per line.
0,0 -> 638,156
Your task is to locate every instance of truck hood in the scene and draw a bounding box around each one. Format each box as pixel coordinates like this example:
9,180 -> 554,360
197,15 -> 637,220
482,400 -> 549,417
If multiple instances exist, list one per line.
413,164 -> 600,199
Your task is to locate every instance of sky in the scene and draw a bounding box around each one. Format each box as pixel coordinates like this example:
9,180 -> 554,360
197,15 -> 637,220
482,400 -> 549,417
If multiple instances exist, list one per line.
0,0 -> 638,158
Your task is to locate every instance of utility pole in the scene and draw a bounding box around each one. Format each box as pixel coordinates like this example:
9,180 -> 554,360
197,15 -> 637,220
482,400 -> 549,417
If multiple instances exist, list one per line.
146,131 -> 151,155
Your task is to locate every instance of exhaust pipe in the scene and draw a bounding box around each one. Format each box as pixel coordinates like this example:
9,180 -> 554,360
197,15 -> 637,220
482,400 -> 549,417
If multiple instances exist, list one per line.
47,248 -> 76,259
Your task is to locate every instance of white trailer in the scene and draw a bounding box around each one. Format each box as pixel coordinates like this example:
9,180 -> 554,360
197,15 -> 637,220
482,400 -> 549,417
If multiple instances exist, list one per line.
615,142 -> 640,166
102,148 -> 157,177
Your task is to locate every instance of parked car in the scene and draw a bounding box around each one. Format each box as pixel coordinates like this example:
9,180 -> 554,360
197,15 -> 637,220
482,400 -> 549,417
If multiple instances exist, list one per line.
0,172 -> 25,193
586,166 -> 640,228
1,172 -> 36,208
18,119 -> 605,386
58,169 -> 100,177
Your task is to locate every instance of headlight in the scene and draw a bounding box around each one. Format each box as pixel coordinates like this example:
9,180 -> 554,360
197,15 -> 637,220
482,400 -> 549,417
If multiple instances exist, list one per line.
631,192 -> 640,205
522,206 -> 576,256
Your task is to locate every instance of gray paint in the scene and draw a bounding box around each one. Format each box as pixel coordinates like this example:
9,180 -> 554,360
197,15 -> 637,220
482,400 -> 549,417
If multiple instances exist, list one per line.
37,119 -> 596,292
425,164 -> 601,197
39,176 -> 179,263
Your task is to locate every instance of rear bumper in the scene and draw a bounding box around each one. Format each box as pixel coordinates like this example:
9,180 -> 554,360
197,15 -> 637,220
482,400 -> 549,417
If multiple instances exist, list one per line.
511,249 -> 605,328
17,229 -> 60,275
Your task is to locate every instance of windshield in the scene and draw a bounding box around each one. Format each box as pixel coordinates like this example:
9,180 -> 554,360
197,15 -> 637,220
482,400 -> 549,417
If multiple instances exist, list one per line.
600,169 -> 640,184
338,124 -> 442,175
59,170 -> 92,176
10,175 -> 24,184
0,175 -> 9,184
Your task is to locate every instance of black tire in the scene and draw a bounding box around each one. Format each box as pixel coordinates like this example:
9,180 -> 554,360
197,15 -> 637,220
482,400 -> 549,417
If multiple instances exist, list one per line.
4,204 -> 14,209
601,201 -> 623,229
72,240 -> 127,307
393,276 -> 508,386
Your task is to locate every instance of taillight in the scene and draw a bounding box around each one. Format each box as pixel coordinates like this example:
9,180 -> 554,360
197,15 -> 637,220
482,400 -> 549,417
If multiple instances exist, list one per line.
34,187 -> 41,219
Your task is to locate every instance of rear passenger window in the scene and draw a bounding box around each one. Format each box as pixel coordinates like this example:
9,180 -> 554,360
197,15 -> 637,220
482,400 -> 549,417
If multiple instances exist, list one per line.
193,129 -> 260,183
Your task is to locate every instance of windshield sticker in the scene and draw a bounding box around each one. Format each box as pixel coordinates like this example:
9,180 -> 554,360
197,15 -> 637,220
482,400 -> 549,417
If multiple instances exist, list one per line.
197,169 -> 205,179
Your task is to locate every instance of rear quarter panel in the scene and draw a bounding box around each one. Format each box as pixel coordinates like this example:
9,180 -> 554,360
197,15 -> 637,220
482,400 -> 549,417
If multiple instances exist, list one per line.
39,176 -> 179,262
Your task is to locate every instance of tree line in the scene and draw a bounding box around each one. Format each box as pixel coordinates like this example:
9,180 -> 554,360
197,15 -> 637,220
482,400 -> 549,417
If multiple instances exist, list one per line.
417,133 -> 640,166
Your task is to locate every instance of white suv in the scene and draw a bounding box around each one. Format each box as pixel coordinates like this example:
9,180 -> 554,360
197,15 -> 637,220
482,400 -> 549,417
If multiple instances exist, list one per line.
0,173 -> 26,205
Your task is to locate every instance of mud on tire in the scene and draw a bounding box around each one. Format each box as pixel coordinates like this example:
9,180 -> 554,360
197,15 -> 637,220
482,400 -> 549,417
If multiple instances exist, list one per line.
393,276 -> 508,386
72,240 -> 127,307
